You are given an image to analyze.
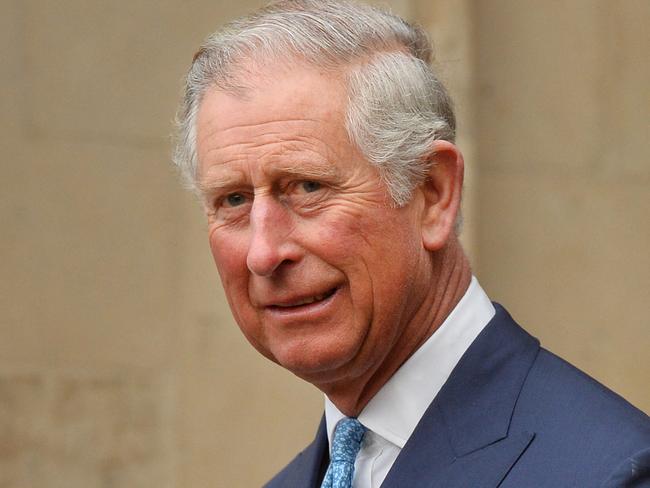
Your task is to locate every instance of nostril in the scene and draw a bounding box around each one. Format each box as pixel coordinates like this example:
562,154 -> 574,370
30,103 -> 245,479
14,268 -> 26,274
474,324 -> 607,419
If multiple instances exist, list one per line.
246,240 -> 295,276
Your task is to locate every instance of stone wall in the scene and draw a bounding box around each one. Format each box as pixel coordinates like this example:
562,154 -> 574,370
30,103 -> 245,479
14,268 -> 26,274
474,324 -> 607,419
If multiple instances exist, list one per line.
474,0 -> 650,412
1,1 -> 647,486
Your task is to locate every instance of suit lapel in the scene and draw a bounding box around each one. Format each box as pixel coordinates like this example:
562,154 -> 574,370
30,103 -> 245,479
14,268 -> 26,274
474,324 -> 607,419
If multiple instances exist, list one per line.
298,416 -> 329,488
436,430 -> 535,487
381,304 -> 540,488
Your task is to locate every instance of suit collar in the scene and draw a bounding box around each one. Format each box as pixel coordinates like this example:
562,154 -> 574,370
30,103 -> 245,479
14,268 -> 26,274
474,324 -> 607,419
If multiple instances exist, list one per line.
438,303 -> 539,456
381,304 -> 540,487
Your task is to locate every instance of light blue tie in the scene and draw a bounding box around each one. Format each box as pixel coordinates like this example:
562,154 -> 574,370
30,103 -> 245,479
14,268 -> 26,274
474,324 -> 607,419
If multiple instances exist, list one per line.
321,418 -> 367,488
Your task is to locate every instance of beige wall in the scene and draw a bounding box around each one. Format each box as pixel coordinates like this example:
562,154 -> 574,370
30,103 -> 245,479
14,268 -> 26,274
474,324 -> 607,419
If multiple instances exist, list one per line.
1,1 -> 647,486
474,0 -> 650,412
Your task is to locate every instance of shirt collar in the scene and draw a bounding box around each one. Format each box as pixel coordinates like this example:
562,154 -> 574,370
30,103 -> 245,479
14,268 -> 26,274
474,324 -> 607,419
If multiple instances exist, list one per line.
325,276 -> 495,448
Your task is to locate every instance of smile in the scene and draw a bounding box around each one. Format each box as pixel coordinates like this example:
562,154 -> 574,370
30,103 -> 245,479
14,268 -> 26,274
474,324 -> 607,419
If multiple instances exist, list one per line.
268,287 -> 338,310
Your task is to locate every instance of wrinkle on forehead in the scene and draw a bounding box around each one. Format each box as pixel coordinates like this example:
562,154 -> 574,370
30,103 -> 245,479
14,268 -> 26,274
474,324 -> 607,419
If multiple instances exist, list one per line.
198,119 -> 344,180
205,117 -> 322,137
198,119 -> 329,164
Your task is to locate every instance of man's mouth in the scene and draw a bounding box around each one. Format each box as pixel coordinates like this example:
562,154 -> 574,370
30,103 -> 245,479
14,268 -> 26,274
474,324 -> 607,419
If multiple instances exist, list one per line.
269,287 -> 338,309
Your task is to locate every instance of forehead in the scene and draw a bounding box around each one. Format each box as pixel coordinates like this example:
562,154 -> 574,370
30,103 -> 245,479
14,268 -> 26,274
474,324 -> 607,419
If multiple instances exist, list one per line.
196,64 -> 352,171
204,62 -> 347,123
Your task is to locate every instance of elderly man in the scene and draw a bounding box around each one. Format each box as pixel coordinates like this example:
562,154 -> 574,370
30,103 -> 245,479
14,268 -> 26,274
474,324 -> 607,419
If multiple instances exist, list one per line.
173,1 -> 650,486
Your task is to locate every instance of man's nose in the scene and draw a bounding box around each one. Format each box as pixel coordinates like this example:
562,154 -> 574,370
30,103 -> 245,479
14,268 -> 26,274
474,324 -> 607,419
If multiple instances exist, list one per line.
246,197 -> 299,277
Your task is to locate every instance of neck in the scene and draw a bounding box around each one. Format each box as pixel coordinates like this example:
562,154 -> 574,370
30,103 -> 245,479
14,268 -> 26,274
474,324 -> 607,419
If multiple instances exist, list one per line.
323,238 -> 472,416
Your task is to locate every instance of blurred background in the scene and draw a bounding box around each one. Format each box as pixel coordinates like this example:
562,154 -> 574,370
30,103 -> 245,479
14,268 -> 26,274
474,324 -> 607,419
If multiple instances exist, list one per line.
1,0 -> 648,486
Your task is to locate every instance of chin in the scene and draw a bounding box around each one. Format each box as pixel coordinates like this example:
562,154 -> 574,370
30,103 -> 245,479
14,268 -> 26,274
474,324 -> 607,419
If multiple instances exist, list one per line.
271,339 -> 361,384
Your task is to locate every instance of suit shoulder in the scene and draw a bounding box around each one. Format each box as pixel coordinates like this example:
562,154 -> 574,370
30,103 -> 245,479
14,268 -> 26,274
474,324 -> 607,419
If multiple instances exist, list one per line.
502,347 -> 650,486
518,347 -> 650,447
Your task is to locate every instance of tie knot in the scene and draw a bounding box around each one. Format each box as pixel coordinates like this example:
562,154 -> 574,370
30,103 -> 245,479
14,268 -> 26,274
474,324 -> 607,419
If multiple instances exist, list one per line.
330,418 -> 366,464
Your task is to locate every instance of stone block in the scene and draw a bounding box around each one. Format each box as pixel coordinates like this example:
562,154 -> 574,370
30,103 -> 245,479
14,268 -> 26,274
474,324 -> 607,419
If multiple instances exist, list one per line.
42,375 -> 172,488
0,373 -> 172,488
476,0 -> 603,173
0,375 -> 46,488
0,139 -> 183,369
596,1 -> 650,178
22,0 -> 266,144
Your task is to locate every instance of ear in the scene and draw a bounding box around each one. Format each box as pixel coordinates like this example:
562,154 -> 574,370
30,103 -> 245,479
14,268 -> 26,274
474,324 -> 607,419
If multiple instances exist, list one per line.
418,140 -> 464,251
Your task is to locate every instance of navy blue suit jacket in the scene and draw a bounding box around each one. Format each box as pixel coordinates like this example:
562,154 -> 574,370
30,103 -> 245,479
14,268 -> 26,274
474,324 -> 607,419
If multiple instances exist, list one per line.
266,304 -> 650,487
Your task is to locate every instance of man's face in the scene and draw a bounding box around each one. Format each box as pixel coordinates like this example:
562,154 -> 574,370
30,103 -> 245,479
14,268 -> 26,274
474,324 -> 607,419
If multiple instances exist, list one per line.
196,66 -> 433,387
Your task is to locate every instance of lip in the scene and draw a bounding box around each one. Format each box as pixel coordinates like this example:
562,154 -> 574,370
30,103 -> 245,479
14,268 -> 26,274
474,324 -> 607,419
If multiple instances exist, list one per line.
263,286 -> 340,321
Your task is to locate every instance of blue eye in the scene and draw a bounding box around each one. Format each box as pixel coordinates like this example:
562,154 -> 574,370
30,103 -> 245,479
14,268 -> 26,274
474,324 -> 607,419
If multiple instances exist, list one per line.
225,193 -> 246,207
301,181 -> 321,193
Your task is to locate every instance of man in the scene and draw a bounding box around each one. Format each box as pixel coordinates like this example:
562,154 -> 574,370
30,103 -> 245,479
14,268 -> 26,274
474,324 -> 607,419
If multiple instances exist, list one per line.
173,1 -> 650,486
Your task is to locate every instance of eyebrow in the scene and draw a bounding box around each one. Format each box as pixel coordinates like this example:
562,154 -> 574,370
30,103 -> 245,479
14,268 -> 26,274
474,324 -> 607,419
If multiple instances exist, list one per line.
198,161 -> 341,197
273,162 -> 340,180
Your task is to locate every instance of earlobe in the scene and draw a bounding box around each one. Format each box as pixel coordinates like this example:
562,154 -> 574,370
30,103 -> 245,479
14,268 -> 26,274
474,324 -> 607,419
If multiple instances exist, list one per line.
419,141 -> 464,252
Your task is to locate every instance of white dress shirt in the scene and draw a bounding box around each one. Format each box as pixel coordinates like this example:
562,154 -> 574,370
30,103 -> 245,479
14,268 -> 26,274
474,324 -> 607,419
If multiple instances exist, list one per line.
324,276 -> 496,488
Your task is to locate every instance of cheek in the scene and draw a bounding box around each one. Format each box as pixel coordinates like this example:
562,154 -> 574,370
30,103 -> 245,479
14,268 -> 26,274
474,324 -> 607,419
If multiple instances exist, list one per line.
208,231 -> 249,296
209,232 -> 270,350
307,209 -> 386,264
315,207 -> 418,266
327,210 -> 421,304
307,211 -> 410,308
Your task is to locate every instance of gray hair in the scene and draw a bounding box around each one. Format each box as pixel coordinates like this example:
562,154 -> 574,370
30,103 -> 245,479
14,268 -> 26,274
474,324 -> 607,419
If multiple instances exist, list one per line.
173,0 -> 456,206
